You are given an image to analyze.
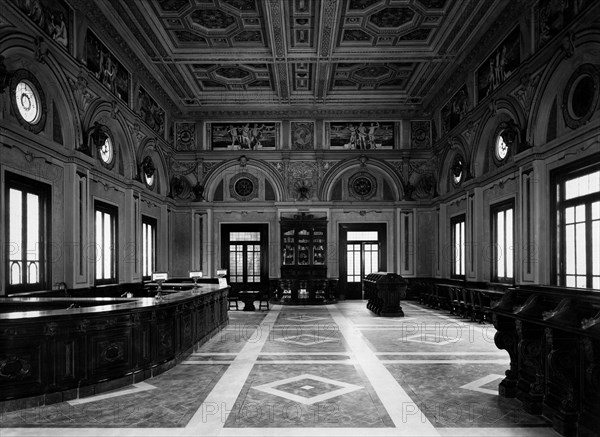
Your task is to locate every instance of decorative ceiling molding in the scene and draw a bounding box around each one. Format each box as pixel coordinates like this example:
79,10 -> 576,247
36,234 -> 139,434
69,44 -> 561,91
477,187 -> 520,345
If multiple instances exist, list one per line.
84,0 -> 512,117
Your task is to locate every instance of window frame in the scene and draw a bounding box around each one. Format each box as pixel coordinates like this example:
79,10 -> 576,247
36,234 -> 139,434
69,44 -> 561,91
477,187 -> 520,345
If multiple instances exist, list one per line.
94,201 -> 118,285
5,172 -> 51,293
450,214 -> 466,278
141,215 -> 157,281
552,158 -> 600,289
491,199 -> 515,284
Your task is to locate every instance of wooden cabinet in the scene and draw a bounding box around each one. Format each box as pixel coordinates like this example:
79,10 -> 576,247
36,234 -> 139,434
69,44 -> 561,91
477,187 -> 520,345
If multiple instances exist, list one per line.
278,214 -> 336,304
281,214 -> 327,268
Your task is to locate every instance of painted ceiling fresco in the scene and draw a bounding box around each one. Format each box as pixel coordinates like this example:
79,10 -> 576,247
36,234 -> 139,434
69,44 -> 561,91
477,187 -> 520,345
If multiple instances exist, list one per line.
105,0 -> 506,115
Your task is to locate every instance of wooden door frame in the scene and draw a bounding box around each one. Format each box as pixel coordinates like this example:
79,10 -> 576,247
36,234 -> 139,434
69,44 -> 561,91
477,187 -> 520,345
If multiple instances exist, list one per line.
221,224 -> 269,292
339,223 -> 387,299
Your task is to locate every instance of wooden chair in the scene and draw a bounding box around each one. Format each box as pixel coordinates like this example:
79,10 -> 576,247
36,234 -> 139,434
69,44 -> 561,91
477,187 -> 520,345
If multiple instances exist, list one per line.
258,286 -> 270,310
448,287 -> 461,315
228,288 -> 240,310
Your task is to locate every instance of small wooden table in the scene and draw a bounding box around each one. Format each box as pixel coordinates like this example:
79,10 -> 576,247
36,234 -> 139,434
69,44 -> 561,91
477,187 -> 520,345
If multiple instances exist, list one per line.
238,291 -> 260,311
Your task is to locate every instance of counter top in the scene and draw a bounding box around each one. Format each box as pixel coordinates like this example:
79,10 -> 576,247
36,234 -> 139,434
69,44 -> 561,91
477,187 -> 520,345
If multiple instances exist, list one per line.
0,284 -> 228,320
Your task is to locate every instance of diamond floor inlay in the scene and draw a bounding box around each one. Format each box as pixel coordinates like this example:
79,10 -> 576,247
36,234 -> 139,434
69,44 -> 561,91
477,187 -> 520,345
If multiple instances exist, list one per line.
252,374 -> 364,405
0,302 -> 559,436
274,332 -> 340,345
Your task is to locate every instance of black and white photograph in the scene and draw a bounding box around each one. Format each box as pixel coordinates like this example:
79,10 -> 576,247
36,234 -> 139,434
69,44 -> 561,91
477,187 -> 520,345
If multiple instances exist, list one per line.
1,1 -> 599,437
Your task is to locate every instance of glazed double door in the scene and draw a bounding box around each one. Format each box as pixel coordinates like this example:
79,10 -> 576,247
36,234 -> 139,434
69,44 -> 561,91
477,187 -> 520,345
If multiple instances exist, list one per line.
221,224 -> 268,294
339,223 -> 387,299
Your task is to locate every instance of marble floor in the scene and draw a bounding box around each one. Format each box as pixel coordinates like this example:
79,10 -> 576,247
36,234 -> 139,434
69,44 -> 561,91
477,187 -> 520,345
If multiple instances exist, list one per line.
0,301 -> 559,437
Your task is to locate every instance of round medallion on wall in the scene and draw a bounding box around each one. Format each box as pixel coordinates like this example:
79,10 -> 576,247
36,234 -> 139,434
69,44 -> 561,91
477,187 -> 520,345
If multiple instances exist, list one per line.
10,70 -> 47,133
98,134 -> 115,169
230,172 -> 258,201
349,172 -> 377,200
495,133 -> 509,161
98,136 -> 115,166
562,64 -> 599,129
141,156 -> 156,190
492,122 -> 518,166
451,155 -> 464,186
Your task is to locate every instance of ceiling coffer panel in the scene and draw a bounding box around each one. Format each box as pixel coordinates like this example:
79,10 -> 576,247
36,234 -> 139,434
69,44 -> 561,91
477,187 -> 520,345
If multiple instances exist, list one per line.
153,0 -> 266,49
190,63 -> 274,92
331,63 -> 416,92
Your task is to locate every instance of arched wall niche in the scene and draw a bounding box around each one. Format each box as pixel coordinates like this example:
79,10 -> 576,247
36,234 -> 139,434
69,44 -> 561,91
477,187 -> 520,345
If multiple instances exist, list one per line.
320,157 -> 403,201
137,138 -> 169,196
84,100 -> 136,180
0,32 -> 82,149
529,31 -> 600,148
471,97 -> 524,178
204,158 -> 286,202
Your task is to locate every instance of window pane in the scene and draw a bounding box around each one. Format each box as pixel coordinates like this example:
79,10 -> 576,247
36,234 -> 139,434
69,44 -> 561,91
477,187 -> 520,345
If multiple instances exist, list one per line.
576,222 -> 586,274
230,232 -> 260,241
462,222 -> 465,273
565,206 -> 574,224
28,262 -> 38,283
26,193 -> 39,262
95,211 -> 103,279
103,212 -> 111,279
143,224 -> 148,277
576,275 -> 586,288
593,220 -> 599,276
9,189 -> 22,262
506,209 -> 513,278
565,170 -> 600,200
347,243 -> 360,282
575,204 -> 585,223
593,277 -> 600,290
10,262 -> 21,285
497,211 -> 505,278
347,231 -> 378,241
566,275 -> 576,287
565,224 -> 575,275
592,201 -> 600,220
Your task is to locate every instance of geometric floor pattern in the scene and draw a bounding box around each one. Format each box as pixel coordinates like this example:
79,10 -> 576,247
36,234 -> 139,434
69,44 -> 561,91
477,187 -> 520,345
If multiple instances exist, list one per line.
0,301 -> 559,436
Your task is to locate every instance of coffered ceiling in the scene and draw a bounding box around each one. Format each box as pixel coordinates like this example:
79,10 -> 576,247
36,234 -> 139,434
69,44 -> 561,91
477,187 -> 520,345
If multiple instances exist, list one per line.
100,0 -> 509,116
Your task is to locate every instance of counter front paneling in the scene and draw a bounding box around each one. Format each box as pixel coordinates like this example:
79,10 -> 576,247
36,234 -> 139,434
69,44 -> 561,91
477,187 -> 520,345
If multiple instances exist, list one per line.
0,284 -> 229,408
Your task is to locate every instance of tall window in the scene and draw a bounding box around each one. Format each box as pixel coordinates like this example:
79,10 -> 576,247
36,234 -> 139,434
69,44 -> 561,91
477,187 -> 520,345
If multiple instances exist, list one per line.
5,173 -> 50,292
95,202 -> 117,284
451,215 -> 466,278
554,162 -> 600,289
142,216 -> 157,280
491,201 -> 514,283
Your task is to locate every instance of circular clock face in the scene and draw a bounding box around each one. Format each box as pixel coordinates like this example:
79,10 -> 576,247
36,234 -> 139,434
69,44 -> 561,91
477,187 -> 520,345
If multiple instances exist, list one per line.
99,137 -> 114,165
234,178 -> 254,197
15,80 -> 41,124
495,134 -> 508,161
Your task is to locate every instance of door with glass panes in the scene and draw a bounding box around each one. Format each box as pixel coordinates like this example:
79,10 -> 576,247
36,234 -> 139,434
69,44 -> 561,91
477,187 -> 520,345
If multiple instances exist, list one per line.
339,224 -> 387,299
221,224 -> 268,294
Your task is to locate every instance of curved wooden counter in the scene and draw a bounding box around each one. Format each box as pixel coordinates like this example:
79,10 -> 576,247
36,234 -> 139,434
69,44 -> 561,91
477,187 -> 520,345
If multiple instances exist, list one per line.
0,284 -> 229,408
